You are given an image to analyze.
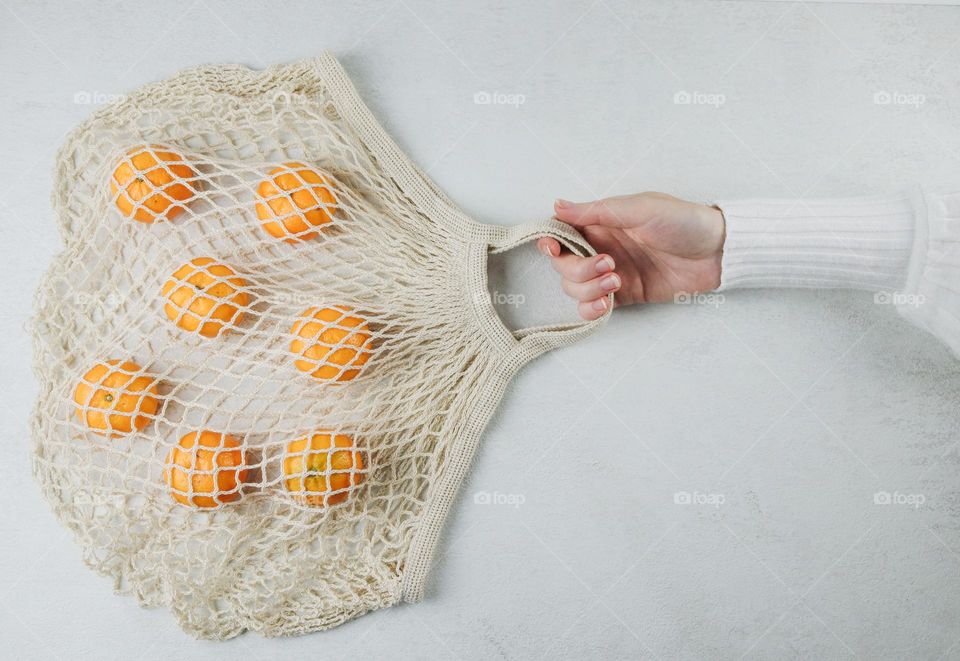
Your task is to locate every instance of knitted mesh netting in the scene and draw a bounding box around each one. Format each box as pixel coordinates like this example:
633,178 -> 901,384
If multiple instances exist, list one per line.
30,52 -> 610,639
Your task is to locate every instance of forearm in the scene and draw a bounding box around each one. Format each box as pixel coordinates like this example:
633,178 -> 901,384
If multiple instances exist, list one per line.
715,195 -> 915,291
713,187 -> 960,359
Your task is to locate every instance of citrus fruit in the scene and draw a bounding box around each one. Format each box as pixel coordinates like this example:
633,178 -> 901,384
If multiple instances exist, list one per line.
161,257 -> 250,338
73,359 -> 160,435
283,432 -> 365,506
289,306 -> 373,382
163,431 -> 247,508
110,145 -> 197,223
255,162 -> 337,242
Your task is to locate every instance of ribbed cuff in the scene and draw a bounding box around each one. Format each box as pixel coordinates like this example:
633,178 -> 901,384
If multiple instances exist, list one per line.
716,195 -> 915,291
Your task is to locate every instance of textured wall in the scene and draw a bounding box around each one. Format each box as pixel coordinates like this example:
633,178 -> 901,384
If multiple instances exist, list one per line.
3,1 -> 960,658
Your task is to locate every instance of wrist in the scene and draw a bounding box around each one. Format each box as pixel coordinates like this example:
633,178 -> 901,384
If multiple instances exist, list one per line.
699,203 -> 726,290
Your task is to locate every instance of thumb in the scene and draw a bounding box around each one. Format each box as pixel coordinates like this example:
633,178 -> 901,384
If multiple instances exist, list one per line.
554,197 -> 632,229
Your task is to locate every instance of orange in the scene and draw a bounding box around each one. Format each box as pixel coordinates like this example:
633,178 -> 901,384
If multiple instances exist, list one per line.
110,145 -> 197,223
255,162 -> 337,242
163,431 -> 247,508
283,432 -> 365,506
161,257 -> 250,338
289,306 -> 373,382
73,359 -> 160,435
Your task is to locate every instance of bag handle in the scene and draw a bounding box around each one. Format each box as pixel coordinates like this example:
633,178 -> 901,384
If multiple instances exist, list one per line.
489,217 -> 594,257
486,219 -> 613,355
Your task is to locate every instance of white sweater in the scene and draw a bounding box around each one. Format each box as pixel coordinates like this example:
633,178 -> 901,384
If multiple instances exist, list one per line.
716,188 -> 960,356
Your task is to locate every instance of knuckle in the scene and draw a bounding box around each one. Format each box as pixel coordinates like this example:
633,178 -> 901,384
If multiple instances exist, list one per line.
584,200 -> 606,224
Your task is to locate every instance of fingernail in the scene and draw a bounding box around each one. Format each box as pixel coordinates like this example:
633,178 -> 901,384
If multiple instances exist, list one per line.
601,274 -> 620,291
592,298 -> 608,312
538,242 -> 551,257
555,198 -> 572,209
595,256 -> 614,274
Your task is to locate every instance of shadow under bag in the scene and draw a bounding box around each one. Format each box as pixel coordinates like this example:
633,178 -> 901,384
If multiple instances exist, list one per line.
31,51 -> 611,638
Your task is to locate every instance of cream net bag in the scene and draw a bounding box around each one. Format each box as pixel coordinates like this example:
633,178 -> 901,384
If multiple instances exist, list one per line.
31,52 -> 610,639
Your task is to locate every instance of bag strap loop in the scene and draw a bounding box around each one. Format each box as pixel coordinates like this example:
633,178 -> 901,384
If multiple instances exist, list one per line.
486,219 -> 613,355
489,218 -> 594,257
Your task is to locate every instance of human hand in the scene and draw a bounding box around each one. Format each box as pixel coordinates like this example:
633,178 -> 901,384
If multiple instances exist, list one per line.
538,193 -> 726,320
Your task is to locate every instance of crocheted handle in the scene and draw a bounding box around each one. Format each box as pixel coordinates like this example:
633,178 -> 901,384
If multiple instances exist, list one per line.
489,219 -> 614,352
489,218 -> 594,257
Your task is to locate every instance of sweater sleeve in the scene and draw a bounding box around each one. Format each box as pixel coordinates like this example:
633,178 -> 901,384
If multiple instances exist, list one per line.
715,189 -> 960,358
715,195 -> 915,291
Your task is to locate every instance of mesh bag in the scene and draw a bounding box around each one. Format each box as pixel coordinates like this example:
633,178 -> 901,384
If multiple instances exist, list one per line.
30,52 -> 610,639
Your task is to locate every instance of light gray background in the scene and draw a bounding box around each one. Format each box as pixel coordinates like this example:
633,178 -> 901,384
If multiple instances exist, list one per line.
3,1 -> 960,659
